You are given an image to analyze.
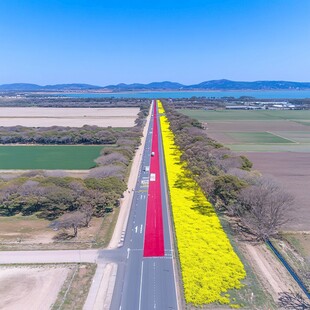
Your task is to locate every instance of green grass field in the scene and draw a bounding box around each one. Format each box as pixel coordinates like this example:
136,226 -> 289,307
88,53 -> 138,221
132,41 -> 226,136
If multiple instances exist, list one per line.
228,144 -> 310,152
227,132 -> 293,144
181,109 -> 310,121
272,131 -> 310,143
0,145 -> 104,170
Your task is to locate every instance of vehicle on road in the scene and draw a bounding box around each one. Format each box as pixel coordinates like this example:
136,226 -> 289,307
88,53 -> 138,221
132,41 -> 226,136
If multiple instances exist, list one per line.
143,166 -> 150,172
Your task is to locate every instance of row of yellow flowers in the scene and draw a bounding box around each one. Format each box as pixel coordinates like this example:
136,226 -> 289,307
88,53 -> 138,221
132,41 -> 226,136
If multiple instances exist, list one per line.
157,100 -> 246,305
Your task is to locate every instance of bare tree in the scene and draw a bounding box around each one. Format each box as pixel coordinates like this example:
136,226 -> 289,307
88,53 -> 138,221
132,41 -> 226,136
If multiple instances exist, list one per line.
95,152 -> 129,166
75,189 -> 107,218
210,148 -> 241,172
197,175 -> 215,197
21,170 -> 45,178
43,170 -> 68,177
88,165 -> 125,179
236,177 -> 294,241
69,180 -> 86,195
278,291 -> 310,309
79,204 -> 93,227
50,211 -> 85,237
185,126 -> 206,137
19,180 -> 41,196
228,168 -> 261,185
116,138 -> 137,146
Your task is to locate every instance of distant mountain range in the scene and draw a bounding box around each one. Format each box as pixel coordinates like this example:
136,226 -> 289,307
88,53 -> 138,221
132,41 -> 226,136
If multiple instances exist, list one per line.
0,83 -> 101,91
104,81 -> 185,91
1,80 -> 310,92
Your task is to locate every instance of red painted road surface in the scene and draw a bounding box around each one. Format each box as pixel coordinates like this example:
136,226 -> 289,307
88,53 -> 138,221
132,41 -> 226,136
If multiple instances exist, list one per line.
143,100 -> 165,257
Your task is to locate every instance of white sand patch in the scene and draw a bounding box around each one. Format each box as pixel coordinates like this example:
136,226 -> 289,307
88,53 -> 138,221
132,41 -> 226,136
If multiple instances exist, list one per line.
0,107 -> 139,127
0,266 -> 69,310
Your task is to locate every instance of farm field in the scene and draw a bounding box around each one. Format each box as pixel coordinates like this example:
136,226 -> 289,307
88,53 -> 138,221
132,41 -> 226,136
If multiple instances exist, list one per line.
225,131 -> 292,144
181,109 -> 310,121
0,107 -> 139,127
181,109 -> 310,152
243,152 -> 310,231
0,145 -> 104,169
180,109 -> 310,231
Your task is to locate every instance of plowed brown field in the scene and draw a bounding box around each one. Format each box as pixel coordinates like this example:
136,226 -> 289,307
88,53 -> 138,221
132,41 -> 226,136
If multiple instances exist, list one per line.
242,152 -> 310,231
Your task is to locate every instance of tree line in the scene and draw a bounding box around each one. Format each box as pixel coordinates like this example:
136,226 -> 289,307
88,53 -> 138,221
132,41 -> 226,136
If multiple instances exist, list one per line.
161,101 -> 293,242
0,96 -> 150,107
0,176 -> 125,219
0,125 -> 134,145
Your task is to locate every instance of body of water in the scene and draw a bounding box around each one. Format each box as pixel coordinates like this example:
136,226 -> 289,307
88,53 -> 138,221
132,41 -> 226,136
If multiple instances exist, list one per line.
48,90 -> 310,99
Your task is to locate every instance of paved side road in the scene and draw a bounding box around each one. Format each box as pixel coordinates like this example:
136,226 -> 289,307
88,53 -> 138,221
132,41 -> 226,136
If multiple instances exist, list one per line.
0,249 -> 98,264
108,103 -> 153,249
83,262 -> 118,310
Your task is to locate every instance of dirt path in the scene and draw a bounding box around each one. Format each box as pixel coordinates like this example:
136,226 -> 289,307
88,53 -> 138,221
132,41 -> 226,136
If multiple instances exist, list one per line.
0,266 -> 69,310
245,243 -> 304,301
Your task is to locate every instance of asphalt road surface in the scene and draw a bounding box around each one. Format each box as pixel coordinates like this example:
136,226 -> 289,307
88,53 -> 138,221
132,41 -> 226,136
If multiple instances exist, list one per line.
143,101 -> 165,257
108,100 -> 178,310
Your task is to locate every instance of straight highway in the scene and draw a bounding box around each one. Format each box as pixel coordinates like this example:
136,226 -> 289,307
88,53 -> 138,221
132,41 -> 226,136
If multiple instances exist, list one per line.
109,100 -> 178,310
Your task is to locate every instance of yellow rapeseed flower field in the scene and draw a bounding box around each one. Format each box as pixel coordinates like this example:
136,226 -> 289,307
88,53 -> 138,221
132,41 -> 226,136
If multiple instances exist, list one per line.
157,100 -> 246,305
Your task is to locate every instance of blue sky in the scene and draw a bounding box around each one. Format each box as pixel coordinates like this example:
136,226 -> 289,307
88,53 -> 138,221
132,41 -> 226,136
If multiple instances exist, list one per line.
0,0 -> 309,85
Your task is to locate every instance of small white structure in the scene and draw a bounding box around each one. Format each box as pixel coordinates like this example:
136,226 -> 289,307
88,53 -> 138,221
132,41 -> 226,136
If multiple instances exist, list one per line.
150,173 -> 156,181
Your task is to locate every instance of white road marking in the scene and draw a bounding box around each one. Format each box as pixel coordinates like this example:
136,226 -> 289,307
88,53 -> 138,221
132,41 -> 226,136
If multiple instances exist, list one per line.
140,224 -> 143,234
153,262 -> 156,309
138,261 -> 144,310
127,248 -> 130,259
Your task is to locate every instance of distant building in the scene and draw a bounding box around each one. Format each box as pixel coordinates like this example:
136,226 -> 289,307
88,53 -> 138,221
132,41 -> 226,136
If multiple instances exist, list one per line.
226,105 -> 260,110
226,101 -> 296,110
